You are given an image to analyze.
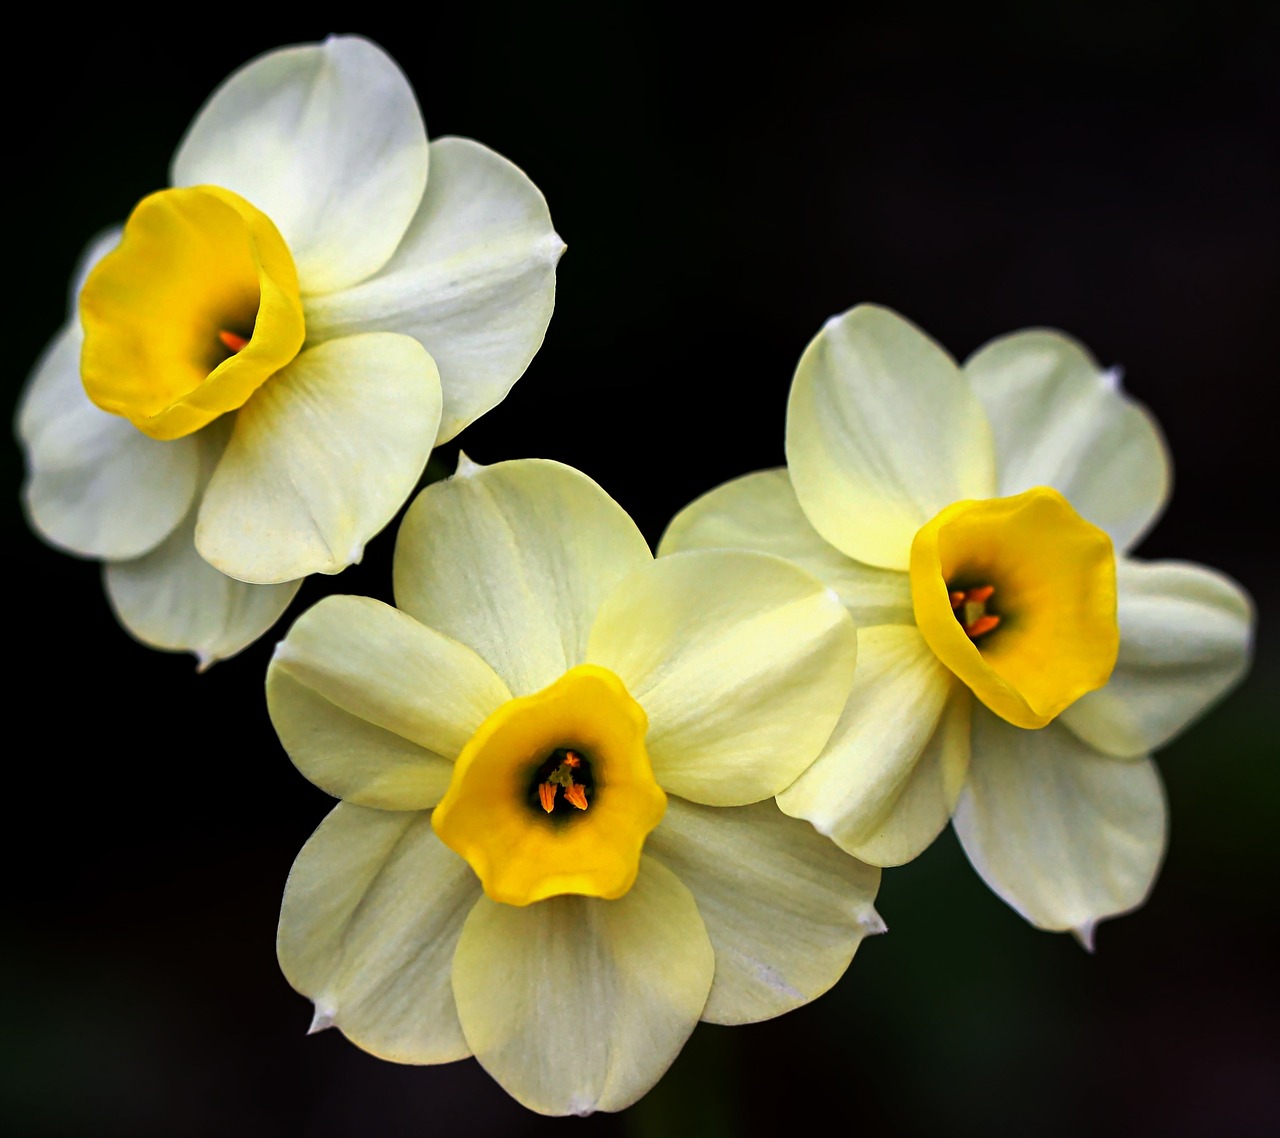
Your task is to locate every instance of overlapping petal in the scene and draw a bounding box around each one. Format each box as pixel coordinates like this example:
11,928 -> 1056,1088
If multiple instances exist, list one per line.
953,708 -> 1166,940
172,35 -> 429,295
646,797 -> 883,1025
1060,559 -> 1254,758
964,330 -> 1170,551
18,323 -> 200,561
393,458 -> 652,697
786,304 -> 996,571
451,856 -> 713,1116
277,804 -> 480,1064
777,625 -> 965,865
658,468 -> 915,627
587,550 -> 857,806
303,136 -> 564,444
267,595 -> 512,809
196,332 -> 441,584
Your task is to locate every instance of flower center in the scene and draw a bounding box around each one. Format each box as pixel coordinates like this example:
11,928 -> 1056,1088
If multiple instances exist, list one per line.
910,486 -> 1118,730
432,665 -> 667,906
79,185 -> 305,441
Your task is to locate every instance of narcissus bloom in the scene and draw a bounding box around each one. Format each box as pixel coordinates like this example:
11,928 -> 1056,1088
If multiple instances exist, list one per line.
269,457 -> 882,1115
17,36 -> 563,666
662,304 -> 1254,943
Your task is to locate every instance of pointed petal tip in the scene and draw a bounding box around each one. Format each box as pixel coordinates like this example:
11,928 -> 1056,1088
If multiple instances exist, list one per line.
859,907 -> 888,937
454,450 -> 485,478
1100,365 -> 1124,392
347,541 -> 365,567
1071,920 -> 1098,953
307,1003 -> 336,1034
194,650 -> 216,674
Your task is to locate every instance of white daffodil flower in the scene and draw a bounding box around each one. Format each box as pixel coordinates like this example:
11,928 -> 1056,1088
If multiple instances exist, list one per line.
269,457 -> 883,1116
17,36 -> 564,668
660,304 -> 1254,945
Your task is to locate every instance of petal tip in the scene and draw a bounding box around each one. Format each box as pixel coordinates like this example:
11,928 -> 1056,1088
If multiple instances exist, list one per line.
307,1002 -> 336,1035
194,650 -> 216,674
859,907 -> 888,937
1100,365 -> 1124,392
454,450 -> 485,479
1071,919 -> 1098,953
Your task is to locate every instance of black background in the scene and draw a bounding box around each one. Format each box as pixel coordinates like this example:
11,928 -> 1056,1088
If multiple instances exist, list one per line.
6,6 -> 1278,1136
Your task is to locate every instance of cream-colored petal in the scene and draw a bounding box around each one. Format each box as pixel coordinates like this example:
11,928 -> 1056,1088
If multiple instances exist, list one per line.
267,595 -> 512,809
277,803 -> 480,1064
587,550 -> 857,806
646,796 -> 882,1025
658,468 -> 915,627
452,855 -> 713,1116
304,136 -> 564,444
196,332 -> 441,584
964,329 -> 1171,551
172,35 -> 428,295
393,457 -> 652,697
953,707 -> 1167,939
1060,558 -> 1254,758
777,625 -> 966,866
786,304 -> 997,571
18,323 -> 200,560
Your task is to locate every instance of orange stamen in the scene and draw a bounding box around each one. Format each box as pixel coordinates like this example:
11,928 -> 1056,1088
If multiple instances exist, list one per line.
967,614 -> 1000,639
219,329 -> 250,353
966,585 -> 995,604
949,590 -> 966,609
562,751 -> 582,769
564,783 -> 589,811
538,782 -> 557,813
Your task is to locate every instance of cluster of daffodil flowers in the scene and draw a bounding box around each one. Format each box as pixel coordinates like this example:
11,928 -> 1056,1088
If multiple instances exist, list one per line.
16,35 -> 1254,1119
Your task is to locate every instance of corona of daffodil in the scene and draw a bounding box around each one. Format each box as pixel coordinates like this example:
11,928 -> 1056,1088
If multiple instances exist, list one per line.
661,304 -> 1254,943
269,457 -> 883,1115
17,35 -> 563,666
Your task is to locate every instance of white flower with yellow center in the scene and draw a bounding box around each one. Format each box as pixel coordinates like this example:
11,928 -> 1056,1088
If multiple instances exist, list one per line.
17,36 -> 563,667
661,304 -> 1254,943
268,457 -> 882,1115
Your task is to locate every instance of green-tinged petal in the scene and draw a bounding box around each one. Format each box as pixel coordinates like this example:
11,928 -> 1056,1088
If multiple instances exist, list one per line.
172,35 -> 428,295
953,707 -> 1167,940
658,468 -> 915,627
587,550 -> 857,806
777,625 -> 965,866
278,803 -> 479,1064
394,458 -> 652,697
452,855 -> 713,1116
1060,559 -> 1254,758
304,136 -> 564,444
964,329 -> 1171,551
18,322 -> 200,560
646,797 -> 882,1025
196,332 -> 441,584
786,304 -> 996,571
268,595 -> 511,809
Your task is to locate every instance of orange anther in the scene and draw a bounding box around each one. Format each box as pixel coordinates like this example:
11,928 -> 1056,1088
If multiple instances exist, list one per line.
949,591 -> 966,609
967,614 -> 1000,639
219,329 -> 250,353
562,752 -> 582,768
538,782 -> 557,813
564,783 -> 589,811
967,585 -> 995,604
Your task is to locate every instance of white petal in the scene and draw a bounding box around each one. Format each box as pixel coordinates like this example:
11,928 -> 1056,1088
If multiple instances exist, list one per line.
277,803 -> 480,1064
658,468 -> 915,627
587,550 -> 858,806
393,458 -> 652,697
196,332 -> 441,584
953,707 -> 1167,937
304,136 -> 564,444
18,322 -> 200,560
786,304 -> 997,571
777,625 -> 966,866
1060,558 -> 1254,758
646,797 -> 882,1025
451,856 -> 713,1116
267,595 -> 512,809
964,329 -> 1171,551
173,36 -> 429,294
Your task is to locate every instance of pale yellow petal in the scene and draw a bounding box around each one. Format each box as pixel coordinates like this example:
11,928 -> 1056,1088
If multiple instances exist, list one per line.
451,855 -> 713,1116
786,304 -> 996,571
268,595 -> 512,809
658,468 -> 914,627
393,457 -> 652,697
953,707 -> 1167,939
646,797 -> 882,1025
277,803 -> 479,1064
587,550 -> 857,806
777,625 -> 965,865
